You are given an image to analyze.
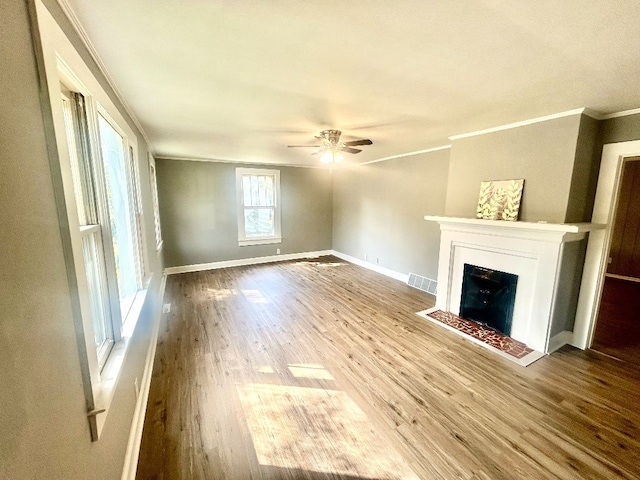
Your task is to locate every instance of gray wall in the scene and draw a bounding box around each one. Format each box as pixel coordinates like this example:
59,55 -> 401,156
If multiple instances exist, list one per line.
550,240 -> 588,336
566,114 -> 602,223
602,113 -> 640,144
445,114 -> 583,223
332,149 -> 450,281
156,159 -> 333,267
0,2 -> 162,479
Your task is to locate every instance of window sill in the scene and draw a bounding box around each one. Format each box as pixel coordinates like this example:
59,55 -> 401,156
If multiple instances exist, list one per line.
90,284 -> 150,440
239,237 -> 282,247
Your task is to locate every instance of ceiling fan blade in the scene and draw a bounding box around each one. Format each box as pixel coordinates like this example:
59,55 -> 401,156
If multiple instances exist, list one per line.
287,144 -> 321,148
344,139 -> 373,147
341,147 -> 362,154
311,149 -> 324,156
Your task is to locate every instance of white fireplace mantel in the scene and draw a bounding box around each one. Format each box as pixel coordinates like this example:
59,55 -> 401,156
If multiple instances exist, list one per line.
425,216 -> 605,353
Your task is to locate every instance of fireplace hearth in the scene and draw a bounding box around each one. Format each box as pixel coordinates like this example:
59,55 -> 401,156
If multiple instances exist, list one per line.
460,264 -> 518,336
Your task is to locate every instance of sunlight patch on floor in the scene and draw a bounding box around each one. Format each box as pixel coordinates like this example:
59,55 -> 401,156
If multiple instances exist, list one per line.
205,288 -> 238,301
288,363 -> 335,380
237,382 -> 419,479
256,365 -> 275,374
295,260 -> 345,268
241,289 -> 270,304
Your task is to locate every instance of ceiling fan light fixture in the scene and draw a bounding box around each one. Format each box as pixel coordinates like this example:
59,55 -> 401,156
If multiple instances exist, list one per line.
320,150 -> 344,164
320,151 -> 334,163
288,129 -> 372,165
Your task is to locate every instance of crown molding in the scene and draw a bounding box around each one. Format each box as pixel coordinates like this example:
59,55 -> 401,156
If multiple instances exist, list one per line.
335,145 -> 452,169
600,107 -> 640,120
158,155 -> 328,169
449,108 -> 588,141
55,0 -> 154,152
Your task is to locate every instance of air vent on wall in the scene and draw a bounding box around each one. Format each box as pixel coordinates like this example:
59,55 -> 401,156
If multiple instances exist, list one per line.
407,273 -> 437,295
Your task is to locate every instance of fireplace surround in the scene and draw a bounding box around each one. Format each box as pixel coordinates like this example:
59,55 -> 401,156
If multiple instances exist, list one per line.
424,216 -> 604,353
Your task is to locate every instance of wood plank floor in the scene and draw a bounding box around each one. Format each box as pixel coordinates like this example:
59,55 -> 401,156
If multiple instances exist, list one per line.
137,256 -> 640,480
592,277 -> 640,366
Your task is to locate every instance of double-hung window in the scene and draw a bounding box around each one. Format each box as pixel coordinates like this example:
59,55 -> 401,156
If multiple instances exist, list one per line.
149,155 -> 163,251
38,0 -> 150,442
236,168 -> 281,246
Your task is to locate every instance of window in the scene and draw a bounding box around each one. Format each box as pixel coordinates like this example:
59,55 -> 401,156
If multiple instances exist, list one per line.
149,154 -> 163,250
236,168 -> 281,246
61,91 -> 115,370
97,111 -> 142,319
38,0 -> 152,442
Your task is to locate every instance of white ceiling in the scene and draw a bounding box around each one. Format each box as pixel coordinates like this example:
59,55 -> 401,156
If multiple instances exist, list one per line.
63,0 -> 640,167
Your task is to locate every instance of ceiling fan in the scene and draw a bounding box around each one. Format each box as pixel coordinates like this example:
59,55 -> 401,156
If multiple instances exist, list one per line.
287,130 -> 373,163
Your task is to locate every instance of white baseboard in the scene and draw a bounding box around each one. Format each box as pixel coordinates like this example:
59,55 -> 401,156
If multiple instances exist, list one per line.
164,250 -> 333,275
121,274 -> 167,480
331,250 -> 409,283
549,330 -> 574,353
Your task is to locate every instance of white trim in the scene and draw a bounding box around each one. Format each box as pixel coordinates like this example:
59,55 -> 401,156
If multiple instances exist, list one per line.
331,250 -> 409,283
600,107 -> 640,120
448,108 -> 586,141
55,0 -> 154,151
547,330 -> 574,353
120,274 -> 166,480
148,154 -> 163,251
335,145 -> 452,169
239,237 -> 282,247
158,146 -> 453,170
423,215 -> 604,235
573,140 -> 640,349
164,250 -> 333,275
159,155 -> 328,169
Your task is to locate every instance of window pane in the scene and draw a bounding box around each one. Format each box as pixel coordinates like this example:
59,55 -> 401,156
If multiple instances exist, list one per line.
264,176 -> 273,206
98,114 -> 139,317
258,176 -> 267,206
243,176 -> 252,206
82,232 -> 112,366
244,208 -> 275,237
250,175 -> 259,205
150,161 -> 162,247
243,174 -> 275,207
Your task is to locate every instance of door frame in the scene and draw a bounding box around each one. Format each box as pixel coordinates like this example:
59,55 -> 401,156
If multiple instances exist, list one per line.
573,140 -> 640,349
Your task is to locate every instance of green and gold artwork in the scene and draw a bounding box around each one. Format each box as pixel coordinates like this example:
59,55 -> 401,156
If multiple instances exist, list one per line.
476,179 -> 524,221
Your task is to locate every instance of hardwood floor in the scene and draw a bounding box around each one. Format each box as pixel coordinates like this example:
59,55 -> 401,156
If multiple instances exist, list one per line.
137,256 -> 640,479
592,277 -> 640,366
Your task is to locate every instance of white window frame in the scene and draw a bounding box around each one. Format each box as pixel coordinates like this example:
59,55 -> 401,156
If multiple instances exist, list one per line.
236,167 -> 282,246
36,0 -> 150,441
149,153 -> 163,252
96,105 -> 144,321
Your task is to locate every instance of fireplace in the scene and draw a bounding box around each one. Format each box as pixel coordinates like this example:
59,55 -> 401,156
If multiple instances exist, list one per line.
460,264 -> 518,336
423,216 -> 602,353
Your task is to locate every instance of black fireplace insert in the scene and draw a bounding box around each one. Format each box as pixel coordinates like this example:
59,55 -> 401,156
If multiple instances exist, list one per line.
459,264 -> 518,336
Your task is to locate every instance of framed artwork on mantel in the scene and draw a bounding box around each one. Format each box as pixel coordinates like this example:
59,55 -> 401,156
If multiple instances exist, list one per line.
476,179 -> 524,221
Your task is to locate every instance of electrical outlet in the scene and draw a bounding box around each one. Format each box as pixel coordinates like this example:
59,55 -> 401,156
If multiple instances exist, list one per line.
162,303 -> 171,313
364,253 -> 367,261
376,257 -> 379,264
277,248 -> 281,254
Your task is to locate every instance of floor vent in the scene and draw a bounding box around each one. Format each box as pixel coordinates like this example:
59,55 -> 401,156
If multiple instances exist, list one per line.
407,273 -> 437,295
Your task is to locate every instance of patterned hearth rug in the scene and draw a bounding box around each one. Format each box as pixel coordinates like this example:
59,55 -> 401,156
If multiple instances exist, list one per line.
416,308 -> 545,366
